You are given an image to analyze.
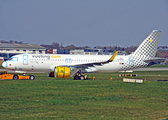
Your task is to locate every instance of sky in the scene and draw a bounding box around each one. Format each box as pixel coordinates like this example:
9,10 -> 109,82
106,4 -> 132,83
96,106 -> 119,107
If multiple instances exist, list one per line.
0,0 -> 168,48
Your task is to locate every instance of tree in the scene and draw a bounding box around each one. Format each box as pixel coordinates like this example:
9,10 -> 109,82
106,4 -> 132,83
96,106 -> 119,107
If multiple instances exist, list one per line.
9,40 -> 14,44
165,51 -> 168,58
156,50 -> 165,58
51,42 -> 60,49
124,46 -> 137,54
18,41 -> 23,44
0,40 -> 9,43
60,43 -> 63,49
64,45 -> 76,49
15,41 -> 18,44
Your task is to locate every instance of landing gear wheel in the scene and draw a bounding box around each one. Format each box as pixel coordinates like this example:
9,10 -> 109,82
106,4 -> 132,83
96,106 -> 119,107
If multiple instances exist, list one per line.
48,72 -> 54,77
74,75 -> 80,80
80,75 -> 85,80
13,75 -> 18,80
29,75 -> 35,80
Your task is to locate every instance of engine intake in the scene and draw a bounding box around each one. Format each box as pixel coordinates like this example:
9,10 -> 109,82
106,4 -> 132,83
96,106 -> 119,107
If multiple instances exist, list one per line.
49,66 -> 70,78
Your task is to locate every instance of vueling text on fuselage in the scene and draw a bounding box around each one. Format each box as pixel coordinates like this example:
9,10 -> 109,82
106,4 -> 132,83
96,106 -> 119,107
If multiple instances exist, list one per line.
32,55 -> 61,60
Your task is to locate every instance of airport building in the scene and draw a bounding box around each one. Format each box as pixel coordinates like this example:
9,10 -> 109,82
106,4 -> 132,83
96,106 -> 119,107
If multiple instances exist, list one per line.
157,46 -> 168,51
0,43 -> 46,60
47,49 -> 70,54
70,48 -> 127,55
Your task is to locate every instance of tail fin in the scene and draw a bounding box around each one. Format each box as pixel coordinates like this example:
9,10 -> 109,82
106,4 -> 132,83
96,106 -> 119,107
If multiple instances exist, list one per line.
132,30 -> 162,60
119,30 -> 162,71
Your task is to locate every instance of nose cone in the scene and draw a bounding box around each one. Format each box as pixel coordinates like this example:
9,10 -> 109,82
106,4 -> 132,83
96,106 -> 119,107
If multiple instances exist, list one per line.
2,61 -> 6,68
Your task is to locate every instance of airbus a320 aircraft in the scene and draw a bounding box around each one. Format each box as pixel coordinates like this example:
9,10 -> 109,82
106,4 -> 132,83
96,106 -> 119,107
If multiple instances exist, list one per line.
2,30 -> 162,80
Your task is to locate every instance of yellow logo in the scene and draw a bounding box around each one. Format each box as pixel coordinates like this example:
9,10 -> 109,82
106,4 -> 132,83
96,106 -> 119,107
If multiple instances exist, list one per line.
50,55 -> 61,58
150,39 -> 153,42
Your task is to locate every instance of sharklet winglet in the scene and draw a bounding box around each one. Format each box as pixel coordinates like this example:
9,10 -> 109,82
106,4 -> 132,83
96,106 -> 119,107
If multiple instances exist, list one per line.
109,51 -> 118,62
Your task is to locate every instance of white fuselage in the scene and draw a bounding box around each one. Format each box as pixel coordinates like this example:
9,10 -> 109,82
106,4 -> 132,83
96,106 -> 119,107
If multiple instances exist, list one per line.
2,54 -> 135,73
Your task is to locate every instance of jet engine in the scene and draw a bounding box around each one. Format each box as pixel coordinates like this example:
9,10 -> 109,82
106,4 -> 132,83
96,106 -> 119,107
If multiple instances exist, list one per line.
48,66 -> 70,78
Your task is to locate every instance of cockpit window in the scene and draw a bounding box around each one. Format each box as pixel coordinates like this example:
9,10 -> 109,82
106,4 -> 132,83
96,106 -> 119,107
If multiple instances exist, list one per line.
9,57 -> 18,61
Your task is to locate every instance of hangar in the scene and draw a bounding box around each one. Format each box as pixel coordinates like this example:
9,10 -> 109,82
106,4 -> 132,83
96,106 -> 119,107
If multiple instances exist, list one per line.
0,43 -> 46,60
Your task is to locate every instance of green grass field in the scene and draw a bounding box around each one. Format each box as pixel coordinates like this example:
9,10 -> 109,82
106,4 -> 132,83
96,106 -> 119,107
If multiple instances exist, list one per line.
0,71 -> 168,120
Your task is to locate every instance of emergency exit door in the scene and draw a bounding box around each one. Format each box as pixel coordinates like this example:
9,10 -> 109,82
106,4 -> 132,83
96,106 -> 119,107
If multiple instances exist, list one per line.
23,55 -> 28,65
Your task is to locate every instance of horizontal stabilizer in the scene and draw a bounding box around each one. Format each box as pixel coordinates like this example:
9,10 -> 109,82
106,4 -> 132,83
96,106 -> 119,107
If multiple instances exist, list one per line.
144,58 -> 166,63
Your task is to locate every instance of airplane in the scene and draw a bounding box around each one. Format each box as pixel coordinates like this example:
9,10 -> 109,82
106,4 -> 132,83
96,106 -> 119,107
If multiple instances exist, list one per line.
2,30 -> 163,80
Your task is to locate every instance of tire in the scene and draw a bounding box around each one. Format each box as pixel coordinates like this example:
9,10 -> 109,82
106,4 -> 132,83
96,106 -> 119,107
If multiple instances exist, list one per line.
74,75 -> 80,80
13,75 -> 18,80
80,75 -> 85,80
29,75 -> 35,80
48,72 -> 54,77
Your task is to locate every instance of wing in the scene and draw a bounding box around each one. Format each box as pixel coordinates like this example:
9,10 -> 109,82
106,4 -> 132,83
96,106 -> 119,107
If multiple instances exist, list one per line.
53,51 -> 118,68
74,51 -> 118,67
50,51 -> 118,77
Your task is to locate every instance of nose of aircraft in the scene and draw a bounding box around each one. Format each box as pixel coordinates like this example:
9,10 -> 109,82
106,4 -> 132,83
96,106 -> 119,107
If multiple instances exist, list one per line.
2,61 -> 6,68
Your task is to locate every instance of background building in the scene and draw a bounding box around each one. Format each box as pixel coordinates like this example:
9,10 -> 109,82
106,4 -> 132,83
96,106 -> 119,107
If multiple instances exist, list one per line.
47,49 -> 70,54
70,48 -> 127,55
0,43 -> 46,60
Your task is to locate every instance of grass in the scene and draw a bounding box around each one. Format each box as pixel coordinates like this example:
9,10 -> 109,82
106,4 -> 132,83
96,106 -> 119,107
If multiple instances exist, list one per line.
0,71 -> 168,119
0,65 -> 4,69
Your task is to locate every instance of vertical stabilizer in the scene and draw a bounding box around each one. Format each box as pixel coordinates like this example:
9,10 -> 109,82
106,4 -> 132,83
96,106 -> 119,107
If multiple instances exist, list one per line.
132,30 -> 162,60
119,30 -> 162,71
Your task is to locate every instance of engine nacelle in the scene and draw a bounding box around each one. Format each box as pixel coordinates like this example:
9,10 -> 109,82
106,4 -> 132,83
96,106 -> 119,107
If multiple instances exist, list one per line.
49,66 -> 71,78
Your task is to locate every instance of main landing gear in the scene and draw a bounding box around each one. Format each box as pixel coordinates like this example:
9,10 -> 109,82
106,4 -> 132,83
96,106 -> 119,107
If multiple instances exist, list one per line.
74,71 -> 87,80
